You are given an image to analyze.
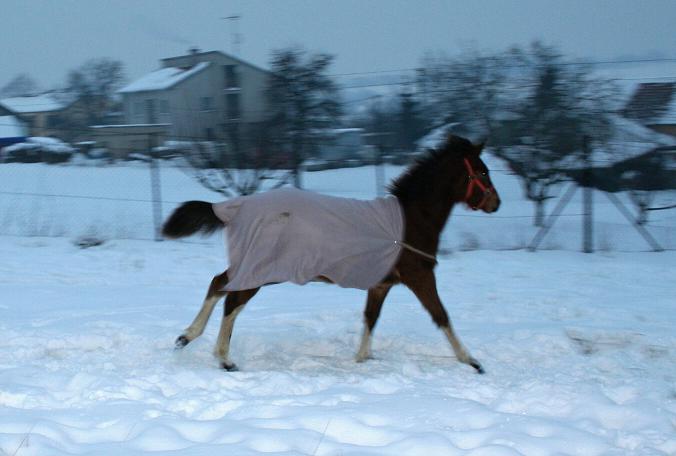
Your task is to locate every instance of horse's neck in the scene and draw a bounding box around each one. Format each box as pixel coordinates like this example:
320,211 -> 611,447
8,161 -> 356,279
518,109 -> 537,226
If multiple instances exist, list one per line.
400,192 -> 457,254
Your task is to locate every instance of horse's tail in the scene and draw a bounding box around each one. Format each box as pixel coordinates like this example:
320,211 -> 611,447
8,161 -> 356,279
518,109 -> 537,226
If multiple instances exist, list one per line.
162,201 -> 224,239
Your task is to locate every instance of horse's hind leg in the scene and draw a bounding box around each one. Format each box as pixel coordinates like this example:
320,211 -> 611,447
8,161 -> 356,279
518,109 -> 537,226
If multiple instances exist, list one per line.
175,271 -> 229,349
214,287 -> 259,371
356,284 -> 392,362
403,270 -> 484,374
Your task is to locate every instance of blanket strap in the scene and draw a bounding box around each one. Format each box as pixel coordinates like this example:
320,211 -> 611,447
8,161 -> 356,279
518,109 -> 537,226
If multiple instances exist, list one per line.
395,240 -> 438,265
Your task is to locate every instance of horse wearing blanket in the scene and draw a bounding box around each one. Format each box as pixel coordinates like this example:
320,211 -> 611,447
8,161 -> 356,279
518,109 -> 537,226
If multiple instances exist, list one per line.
163,135 -> 500,373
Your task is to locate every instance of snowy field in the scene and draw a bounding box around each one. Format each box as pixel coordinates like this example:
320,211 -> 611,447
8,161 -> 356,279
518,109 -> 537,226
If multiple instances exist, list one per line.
1,156 -> 675,454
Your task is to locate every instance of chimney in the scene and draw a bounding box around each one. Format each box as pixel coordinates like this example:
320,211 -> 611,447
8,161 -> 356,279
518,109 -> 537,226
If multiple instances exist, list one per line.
188,46 -> 201,66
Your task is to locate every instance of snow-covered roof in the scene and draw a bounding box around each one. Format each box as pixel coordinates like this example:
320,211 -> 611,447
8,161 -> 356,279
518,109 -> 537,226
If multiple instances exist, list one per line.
118,62 -> 210,93
0,94 -> 67,113
0,115 -> 28,138
332,128 -> 364,134
559,114 -> 676,169
655,93 -> 676,124
162,50 -> 270,75
612,114 -> 675,146
595,61 -> 676,98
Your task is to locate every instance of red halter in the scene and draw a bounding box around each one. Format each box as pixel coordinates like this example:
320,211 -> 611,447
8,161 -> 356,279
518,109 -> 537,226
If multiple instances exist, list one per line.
463,158 -> 495,210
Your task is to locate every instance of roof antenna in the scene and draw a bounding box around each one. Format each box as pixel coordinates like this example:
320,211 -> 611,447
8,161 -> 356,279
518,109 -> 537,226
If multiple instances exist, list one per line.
221,15 -> 242,56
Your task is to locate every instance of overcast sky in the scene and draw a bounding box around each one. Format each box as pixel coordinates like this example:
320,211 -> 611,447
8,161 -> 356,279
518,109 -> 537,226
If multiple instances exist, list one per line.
2,0 -> 675,90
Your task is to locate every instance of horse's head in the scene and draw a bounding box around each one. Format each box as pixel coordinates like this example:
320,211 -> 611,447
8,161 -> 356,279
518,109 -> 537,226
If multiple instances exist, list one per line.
448,136 -> 501,213
389,134 -> 501,214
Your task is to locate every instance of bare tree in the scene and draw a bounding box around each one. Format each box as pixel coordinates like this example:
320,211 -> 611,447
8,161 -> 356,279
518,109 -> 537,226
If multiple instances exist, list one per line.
416,47 -> 515,137
182,139 -> 293,197
266,47 -> 342,188
360,95 -> 398,135
1,73 -> 39,98
494,42 -> 617,226
66,58 -> 126,126
170,92 -> 293,197
397,91 -> 426,152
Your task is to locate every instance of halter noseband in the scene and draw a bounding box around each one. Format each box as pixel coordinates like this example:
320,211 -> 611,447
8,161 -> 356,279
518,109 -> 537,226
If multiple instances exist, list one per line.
463,158 -> 495,210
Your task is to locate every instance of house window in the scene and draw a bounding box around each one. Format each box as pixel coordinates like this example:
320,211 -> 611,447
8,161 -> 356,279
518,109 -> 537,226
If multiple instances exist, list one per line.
133,101 -> 144,120
225,124 -> 240,154
225,93 -> 240,120
160,99 -> 170,115
224,65 -> 239,89
47,114 -> 60,128
145,99 -> 156,123
200,96 -> 214,111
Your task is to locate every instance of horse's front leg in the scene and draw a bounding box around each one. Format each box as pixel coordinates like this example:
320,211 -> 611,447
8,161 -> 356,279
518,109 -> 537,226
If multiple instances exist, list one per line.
175,271 -> 229,348
356,283 -> 392,362
214,287 -> 259,371
403,270 -> 484,374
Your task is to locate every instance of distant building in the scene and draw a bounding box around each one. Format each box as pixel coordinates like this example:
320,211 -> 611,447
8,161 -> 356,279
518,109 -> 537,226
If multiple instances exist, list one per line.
90,124 -> 170,160
0,115 -> 28,148
316,128 -> 367,162
0,93 -> 78,139
622,82 -> 676,137
118,48 -> 270,152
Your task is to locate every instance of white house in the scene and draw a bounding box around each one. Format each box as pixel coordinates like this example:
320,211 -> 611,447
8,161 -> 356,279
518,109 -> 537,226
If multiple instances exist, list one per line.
0,93 -> 75,138
118,49 -> 270,152
0,115 -> 28,148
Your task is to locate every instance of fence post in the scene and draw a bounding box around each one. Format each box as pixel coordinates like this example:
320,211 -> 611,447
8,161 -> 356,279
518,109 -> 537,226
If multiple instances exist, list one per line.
582,136 -> 593,253
363,132 -> 391,197
528,183 -> 578,251
375,141 -> 385,197
149,133 -> 163,241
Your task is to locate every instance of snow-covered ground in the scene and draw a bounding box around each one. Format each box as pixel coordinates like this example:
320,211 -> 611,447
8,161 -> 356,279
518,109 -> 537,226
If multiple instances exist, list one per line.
1,238 -> 675,455
1,157 -> 675,454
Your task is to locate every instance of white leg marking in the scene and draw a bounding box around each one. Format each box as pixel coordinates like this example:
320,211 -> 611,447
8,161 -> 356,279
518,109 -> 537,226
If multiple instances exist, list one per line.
183,294 -> 223,341
356,326 -> 371,362
442,325 -> 472,364
214,305 -> 245,363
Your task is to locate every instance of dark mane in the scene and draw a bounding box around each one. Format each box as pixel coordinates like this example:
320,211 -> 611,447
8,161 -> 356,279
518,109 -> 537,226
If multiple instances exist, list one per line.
389,135 -> 474,200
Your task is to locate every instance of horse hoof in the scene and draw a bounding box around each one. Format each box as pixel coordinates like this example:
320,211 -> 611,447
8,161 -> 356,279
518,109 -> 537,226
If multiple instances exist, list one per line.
221,362 -> 238,372
470,360 -> 485,374
175,335 -> 190,349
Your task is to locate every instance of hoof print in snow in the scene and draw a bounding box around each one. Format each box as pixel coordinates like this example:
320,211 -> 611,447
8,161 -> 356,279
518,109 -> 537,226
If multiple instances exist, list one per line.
221,362 -> 238,372
74,236 -> 105,249
175,335 -> 189,349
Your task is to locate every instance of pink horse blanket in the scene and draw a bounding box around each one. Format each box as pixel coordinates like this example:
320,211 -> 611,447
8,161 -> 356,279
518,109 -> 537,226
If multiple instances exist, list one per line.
212,188 -> 404,291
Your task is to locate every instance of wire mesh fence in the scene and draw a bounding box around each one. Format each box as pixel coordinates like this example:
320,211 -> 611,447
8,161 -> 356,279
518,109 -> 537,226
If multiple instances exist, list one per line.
0,157 -> 197,242
0,153 -> 674,252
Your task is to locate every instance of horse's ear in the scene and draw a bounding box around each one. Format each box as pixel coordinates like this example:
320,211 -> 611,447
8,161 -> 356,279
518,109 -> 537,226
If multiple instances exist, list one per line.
473,139 -> 487,156
446,133 -> 458,145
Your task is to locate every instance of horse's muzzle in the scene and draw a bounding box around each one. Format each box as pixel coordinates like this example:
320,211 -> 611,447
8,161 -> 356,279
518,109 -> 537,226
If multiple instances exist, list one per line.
483,194 -> 501,213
